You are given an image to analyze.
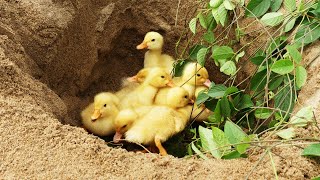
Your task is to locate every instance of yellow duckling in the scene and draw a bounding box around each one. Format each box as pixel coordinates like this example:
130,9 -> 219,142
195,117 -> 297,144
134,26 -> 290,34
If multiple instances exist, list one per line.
81,92 -> 120,136
136,31 -> 175,73
174,62 -> 211,100
113,87 -> 192,156
119,67 -> 174,109
191,86 -> 213,122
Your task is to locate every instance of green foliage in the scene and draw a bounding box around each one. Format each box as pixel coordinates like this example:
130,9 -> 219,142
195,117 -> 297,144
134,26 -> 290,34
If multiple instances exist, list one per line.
302,144 -> 320,157
261,12 -> 284,26
246,0 -> 271,17
270,0 -> 283,12
180,0 -> 318,160
290,106 -> 313,127
271,59 -> 294,75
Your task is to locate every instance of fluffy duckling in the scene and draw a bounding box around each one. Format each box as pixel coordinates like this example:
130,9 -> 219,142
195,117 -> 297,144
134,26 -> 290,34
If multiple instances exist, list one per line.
81,92 -> 120,136
119,67 -> 174,109
136,31 -> 175,73
174,62 -> 211,100
113,87 -> 192,156
191,86 -> 213,122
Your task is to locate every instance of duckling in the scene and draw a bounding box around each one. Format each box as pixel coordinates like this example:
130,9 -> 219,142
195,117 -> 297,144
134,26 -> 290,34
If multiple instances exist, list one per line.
191,86 -> 213,122
174,62 -> 211,100
136,31 -> 175,73
81,92 -> 120,136
119,67 -> 174,109
113,87 -> 192,156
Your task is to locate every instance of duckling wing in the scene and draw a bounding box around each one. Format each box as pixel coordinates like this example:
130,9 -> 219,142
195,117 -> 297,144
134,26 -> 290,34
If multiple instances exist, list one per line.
125,106 -> 176,145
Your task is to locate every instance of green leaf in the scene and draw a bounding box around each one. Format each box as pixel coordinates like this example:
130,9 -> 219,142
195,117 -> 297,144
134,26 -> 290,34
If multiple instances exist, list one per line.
206,13 -> 217,31
270,0 -> 283,12
189,45 -> 206,60
224,121 -> 247,145
276,127 -> 295,139
269,76 -> 284,90
208,84 -> 227,98
213,100 -> 222,123
191,142 -> 209,160
254,108 -> 273,119
220,61 -> 237,76
295,66 -> 307,89
250,69 -> 267,92
302,143 -> 320,157
221,96 -> 231,118
203,31 -> 215,43
261,12 -> 284,26
212,127 -> 231,156
271,59 -> 294,75
198,12 -> 207,29
223,0 -> 235,10
235,51 -> 245,62
197,48 -> 208,67
222,150 -> 243,159
173,60 -> 189,77
224,86 -> 239,96
290,106 -> 313,127
284,0 -> 296,12
250,55 -> 266,65
284,17 -> 297,32
189,18 -> 197,34
196,91 -> 210,106
236,135 -> 253,154
199,126 -> 221,158
294,22 -> 320,48
210,0 -> 224,8
212,4 -> 228,26
246,0 -> 271,17
212,46 -> 234,60
275,84 -> 295,120
234,94 -> 254,110
311,177 -> 320,180
286,45 -> 302,63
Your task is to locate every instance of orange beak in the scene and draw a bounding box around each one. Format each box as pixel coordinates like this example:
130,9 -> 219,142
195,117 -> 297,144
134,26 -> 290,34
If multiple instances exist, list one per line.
91,109 -> 101,121
204,79 -> 211,87
166,80 -> 175,87
136,41 -> 148,50
189,98 -> 195,104
113,131 -> 123,143
127,75 -> 138,82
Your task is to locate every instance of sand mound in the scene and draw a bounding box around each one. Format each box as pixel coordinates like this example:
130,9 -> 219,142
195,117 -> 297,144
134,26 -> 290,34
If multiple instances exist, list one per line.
0,0 -> 319,179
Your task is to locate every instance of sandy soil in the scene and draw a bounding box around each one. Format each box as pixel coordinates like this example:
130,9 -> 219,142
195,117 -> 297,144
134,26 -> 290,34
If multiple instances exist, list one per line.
0,0 -> 319,179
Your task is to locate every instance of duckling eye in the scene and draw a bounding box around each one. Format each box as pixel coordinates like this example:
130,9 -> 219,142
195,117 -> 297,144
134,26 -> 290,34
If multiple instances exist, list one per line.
151,39 -> 155,42
184,95 -> 188,98
161,75 -> 165,78
103,104 -> 107,107
122,125 -> 127,128
196,74 -> 201,77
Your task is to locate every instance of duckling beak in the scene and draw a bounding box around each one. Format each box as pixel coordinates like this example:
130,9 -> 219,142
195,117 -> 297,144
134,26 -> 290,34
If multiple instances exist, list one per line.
204,79 -> 211,87
91,109 -> 101,121
127,75 -> 138,82
113,131 -> 123,143
136,41 -> 148,49
166,80 -> 175,87
189,98 -> 195,104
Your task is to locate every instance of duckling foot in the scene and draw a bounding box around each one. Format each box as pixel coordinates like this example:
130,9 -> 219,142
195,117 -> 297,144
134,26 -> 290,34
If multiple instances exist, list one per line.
155,137 -> 167,156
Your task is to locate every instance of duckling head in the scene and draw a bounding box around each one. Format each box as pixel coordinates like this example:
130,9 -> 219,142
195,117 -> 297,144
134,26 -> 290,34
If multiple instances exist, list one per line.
145,67 -> 174,88
136,31 -> 164,51
167,87 -> 192,108
113,109 -> 138,142
182,63 -> 210,86
91,92 -> 120,121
